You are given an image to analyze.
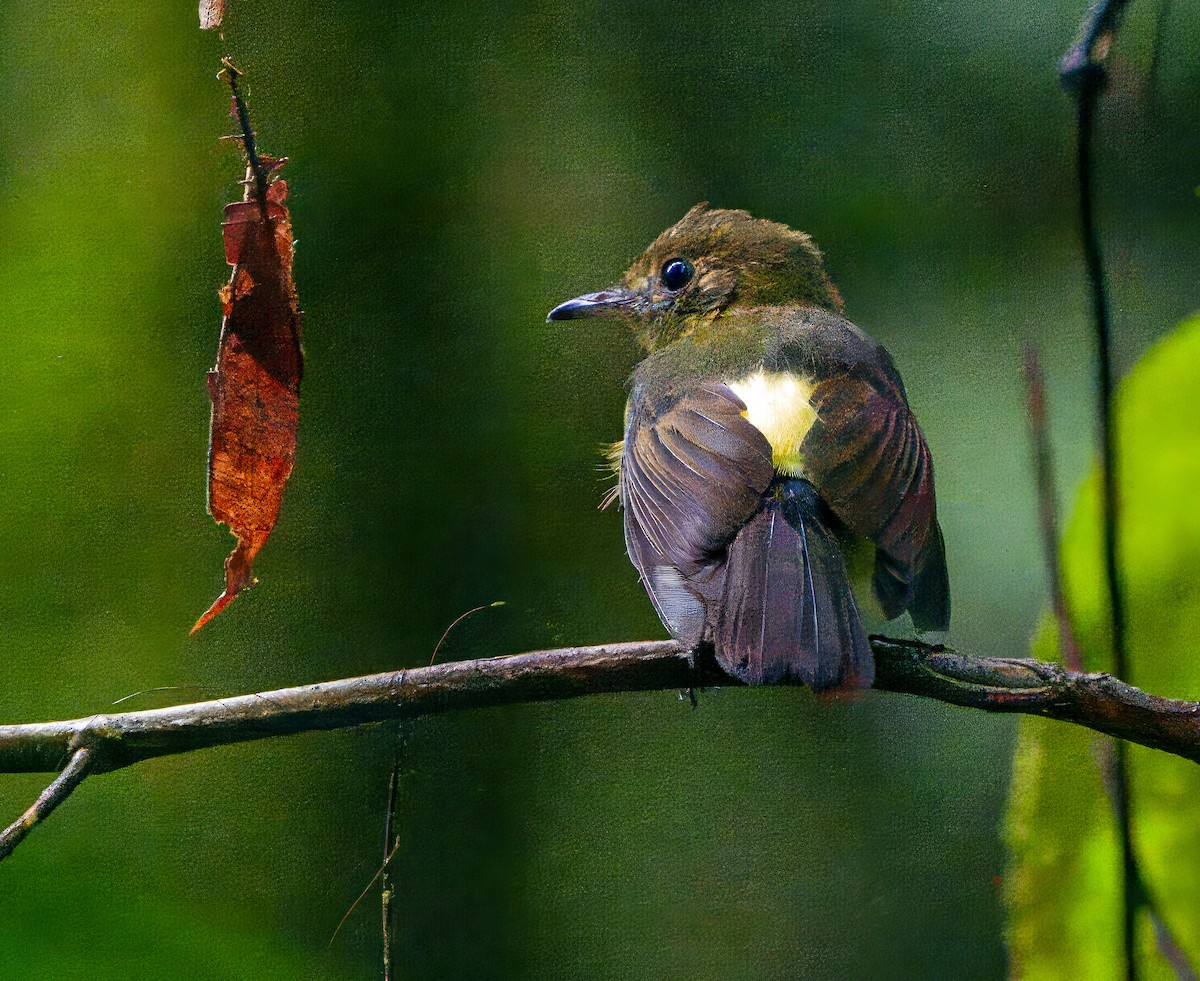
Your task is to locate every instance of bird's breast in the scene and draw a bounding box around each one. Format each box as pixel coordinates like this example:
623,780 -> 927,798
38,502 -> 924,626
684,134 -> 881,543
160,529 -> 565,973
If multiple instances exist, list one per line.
726,370 -> 818,477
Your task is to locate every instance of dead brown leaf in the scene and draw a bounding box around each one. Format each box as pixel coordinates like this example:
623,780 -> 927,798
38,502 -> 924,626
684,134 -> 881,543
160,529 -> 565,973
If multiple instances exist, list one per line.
192,167 -> 302,634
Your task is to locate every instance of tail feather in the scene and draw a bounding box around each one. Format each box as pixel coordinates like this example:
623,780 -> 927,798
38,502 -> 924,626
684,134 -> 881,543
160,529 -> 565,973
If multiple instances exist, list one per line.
871,551 -> 911,622
871,522 -> 950,632
714,480 -> 872,691
908,521 -> 950,631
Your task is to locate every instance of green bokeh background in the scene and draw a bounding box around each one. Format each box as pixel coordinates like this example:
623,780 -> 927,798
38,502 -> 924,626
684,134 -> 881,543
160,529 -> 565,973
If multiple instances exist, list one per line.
0,1 -> 1194,978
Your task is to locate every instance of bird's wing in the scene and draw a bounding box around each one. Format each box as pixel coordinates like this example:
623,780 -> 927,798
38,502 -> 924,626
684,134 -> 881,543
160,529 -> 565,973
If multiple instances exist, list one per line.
620,382 -> 774,644
803,368 -> 949,629
621,382 -> 774,569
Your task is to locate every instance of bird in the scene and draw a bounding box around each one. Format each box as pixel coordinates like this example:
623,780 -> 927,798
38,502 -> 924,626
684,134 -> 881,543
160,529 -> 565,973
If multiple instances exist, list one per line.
548,204 -> 949,693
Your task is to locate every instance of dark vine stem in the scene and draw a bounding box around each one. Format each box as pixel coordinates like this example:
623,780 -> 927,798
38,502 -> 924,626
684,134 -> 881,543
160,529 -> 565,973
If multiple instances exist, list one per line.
1022,342 -> 1196,981
1060,3 -> 1139,978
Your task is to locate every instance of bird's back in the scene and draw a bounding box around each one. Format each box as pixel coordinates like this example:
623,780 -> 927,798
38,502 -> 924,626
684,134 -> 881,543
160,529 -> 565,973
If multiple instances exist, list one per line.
618,305 -> 949,690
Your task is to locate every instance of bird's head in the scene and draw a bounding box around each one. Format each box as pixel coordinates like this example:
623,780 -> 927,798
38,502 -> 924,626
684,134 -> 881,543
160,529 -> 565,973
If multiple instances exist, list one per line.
548,204 -> 843,350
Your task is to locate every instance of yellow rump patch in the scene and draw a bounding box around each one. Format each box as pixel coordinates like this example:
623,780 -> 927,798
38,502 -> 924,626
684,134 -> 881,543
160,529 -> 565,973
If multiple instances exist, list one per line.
727,370 -> 818,477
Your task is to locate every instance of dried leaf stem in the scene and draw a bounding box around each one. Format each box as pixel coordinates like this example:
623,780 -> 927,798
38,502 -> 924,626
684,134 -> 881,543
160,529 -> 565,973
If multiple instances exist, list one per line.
218,58 -> 271,220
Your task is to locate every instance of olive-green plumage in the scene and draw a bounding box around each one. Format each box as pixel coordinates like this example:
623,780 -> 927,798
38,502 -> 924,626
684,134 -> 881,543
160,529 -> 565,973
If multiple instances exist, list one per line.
550,204 -> 949,692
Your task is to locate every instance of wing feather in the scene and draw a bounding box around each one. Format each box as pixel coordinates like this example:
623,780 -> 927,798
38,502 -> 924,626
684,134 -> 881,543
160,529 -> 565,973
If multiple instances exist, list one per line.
620,383 -> 773,574
804,373 -> 949,628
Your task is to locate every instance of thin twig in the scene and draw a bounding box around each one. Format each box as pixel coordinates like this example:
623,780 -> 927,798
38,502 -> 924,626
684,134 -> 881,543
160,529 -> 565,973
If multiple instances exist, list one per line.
330,837 -> 403,948
218,58 -> 271,221
430,602 -> 505,666
0,747 -> 93,861
112,685 -> 210,706
1021,343 -> 1084,671
382,754 -> 402,981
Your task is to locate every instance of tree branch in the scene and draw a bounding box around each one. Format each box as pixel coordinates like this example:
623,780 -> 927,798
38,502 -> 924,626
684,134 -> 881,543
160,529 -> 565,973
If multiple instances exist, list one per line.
2,637 -> 1200,861
0,747 -> 94,860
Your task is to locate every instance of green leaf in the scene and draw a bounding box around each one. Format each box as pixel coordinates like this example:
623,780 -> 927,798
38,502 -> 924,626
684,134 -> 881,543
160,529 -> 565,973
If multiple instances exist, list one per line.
1005,313 -> 1200,979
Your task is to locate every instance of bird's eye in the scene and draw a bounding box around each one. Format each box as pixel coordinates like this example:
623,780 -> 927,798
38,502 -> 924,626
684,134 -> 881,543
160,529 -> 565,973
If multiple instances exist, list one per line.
660,257 -> 695,291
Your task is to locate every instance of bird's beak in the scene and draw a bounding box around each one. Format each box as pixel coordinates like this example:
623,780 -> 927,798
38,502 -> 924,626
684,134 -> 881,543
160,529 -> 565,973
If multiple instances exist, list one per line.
547,288 -> 637,322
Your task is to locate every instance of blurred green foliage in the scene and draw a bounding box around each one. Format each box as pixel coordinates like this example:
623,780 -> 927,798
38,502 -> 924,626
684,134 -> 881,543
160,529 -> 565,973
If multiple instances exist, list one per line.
0,0 -> 1194,977
1007,314 -> 1200,979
